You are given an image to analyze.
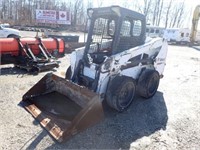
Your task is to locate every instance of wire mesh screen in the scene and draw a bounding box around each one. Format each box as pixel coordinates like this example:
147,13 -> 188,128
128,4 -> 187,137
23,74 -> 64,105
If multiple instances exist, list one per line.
116,19 -> 142,54
133,20 -> 142,36
92,18 -> 107,43
89,18 -> 115,53
120,20 -> 131,36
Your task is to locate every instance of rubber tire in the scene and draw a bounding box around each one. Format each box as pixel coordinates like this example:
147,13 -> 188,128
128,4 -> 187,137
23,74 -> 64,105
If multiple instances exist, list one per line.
106,76 -> 136,112
137,69 -> 160,99
7,34 -> 19,38
65,66 -> 72,80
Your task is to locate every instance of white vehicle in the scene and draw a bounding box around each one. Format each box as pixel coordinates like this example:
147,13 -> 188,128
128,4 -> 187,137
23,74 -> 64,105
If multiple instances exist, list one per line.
146,26 -> 165,38
163,28 -> 190,44
194,31 -> 200,44
0,24 -> 20,38
21,6 -> 168,142
65,7 -> 168,109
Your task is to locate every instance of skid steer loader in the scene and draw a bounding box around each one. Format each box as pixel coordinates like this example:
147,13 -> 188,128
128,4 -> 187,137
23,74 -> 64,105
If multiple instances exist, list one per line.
21,6 -> 168,142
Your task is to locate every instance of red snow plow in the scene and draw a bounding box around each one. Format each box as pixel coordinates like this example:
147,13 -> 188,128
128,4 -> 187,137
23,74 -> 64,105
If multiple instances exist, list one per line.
0,38 -> 65,73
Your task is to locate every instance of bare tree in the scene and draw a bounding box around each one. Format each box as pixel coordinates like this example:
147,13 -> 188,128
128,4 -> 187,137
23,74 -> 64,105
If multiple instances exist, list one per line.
121,0 -> 130,9
143,0 -> 152,16
152,0 -> 160,25
156,0 -> 163,26
176,1 -> 185,28
0,0 -> 190,30
167,0 -> 185,28
130,0 -> 143,13
86,0 -> 93,9
165,0 -> 173,28
72,0 -> 83,26
96,0 -> 103,8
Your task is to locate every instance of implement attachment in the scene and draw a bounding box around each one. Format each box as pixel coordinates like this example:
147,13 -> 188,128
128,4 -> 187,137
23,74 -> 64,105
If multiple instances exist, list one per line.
21,73 -> 104,142
16,38 -> 59,73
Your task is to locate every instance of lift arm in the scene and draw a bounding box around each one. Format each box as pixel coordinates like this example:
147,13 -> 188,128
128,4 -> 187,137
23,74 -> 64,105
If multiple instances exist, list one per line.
190,5 -> 200,43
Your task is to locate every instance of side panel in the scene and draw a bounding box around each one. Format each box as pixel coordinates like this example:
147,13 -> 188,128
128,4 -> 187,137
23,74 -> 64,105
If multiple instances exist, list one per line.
96,73 -> 110,94
154,40 -> 168,76
83,66 -> 96,79
70,47 -> 85,77
117,38 -> 163,78
97,38 -> 166,94
71,38 -> 167,95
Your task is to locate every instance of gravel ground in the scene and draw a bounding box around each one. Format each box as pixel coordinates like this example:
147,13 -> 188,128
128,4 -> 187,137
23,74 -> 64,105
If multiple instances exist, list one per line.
0,45 -> 200,149
20,31 -> 43,38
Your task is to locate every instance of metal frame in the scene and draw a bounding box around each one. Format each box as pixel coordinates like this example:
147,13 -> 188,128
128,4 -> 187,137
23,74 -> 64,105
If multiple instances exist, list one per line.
84,6 -> 146,60
16,38 -> 59,73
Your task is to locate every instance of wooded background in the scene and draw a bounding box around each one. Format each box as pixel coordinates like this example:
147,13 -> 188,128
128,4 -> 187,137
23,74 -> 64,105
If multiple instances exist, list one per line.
0,0 -> 192,28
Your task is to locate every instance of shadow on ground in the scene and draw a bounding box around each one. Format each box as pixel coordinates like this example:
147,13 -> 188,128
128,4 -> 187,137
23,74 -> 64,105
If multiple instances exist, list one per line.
0,66 -> 56,76
0,66 -> 27,76
159,44 -> 200,51
25,91 -> 168,149
192,46 -> 200,51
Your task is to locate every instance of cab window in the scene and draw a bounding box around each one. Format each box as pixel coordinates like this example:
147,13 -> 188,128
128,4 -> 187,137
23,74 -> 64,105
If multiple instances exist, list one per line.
132,20 -> 142,36
150,29 -> 154,33
120,20 -> 131,36
181,33 -> 184,37
155,29 -> 159,33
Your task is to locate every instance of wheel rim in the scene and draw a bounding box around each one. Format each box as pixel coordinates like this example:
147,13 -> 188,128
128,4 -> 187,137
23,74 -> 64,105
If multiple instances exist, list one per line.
118,82 -> 135,109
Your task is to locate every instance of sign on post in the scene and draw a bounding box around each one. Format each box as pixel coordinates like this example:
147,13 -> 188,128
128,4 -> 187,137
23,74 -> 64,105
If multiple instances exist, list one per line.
36,9 -> 71,25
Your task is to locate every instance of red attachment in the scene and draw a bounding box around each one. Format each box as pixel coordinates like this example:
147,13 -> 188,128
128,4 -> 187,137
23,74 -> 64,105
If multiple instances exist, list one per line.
0,38 -> 65,56
0,38 -> 19,56
40,38 -> 65,54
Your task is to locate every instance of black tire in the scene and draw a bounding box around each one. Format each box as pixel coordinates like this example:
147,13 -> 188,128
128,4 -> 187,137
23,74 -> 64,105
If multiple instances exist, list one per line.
137,69 -> 160,99
7,34 -> 19,38
65,66 -> 72,80
106,76 -> 136,112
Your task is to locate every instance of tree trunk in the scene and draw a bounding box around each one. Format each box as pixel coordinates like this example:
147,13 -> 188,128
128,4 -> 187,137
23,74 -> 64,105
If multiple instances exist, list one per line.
165,0 -> 173,28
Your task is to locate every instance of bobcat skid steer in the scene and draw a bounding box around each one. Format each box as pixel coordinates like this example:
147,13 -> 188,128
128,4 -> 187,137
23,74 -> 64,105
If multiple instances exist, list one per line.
21,6 -> 168,142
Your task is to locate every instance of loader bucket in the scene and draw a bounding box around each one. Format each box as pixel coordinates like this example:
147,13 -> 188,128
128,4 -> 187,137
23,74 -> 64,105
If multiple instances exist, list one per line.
21,73 -> 104,142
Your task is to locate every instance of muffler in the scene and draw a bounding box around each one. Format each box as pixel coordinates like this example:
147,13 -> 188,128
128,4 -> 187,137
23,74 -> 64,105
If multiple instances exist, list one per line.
21,73 -> 104,142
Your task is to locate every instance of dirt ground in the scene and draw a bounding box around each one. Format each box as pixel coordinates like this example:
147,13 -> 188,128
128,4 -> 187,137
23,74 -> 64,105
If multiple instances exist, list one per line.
0,44 -> 200,149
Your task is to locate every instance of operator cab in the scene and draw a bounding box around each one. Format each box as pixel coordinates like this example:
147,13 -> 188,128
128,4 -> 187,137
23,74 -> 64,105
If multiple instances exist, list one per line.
71,6 -> 147,91
84,6 -> 146,65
